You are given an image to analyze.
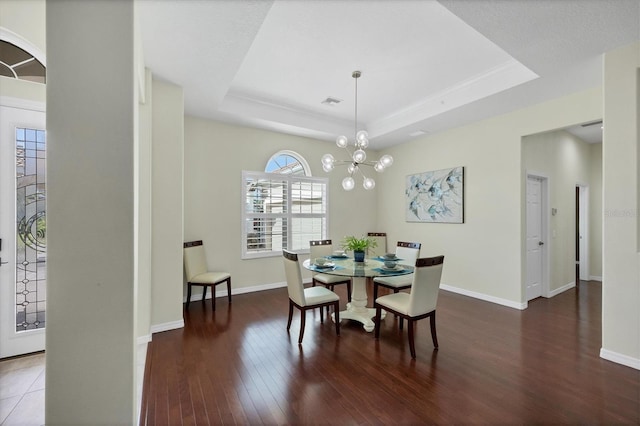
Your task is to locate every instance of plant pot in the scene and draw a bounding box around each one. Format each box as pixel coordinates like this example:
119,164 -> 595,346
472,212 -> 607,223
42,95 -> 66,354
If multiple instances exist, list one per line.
353,250 -> 365,262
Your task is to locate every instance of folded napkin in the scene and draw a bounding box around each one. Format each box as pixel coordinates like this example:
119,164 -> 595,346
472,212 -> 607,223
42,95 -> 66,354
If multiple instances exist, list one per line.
310,264 -> 345,272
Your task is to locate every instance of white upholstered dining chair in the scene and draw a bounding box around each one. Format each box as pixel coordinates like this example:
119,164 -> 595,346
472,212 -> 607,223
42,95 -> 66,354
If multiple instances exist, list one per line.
309,239 -> 352,302
367,232 -> 387,258
374,255 -> 444,358
282,250 -> 340,344
183,240 -> 232,311
372,241 -> 421,301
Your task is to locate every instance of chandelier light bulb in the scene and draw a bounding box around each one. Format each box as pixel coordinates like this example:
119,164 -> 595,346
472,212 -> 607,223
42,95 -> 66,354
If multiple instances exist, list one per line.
342,176 -> 355,191
359,137 -> 369,149
356,130 -> 368,143
347,163 -> 358,174
374,162 -> 385,173
323,162 -> 334,172
321,153 -> 334,166
380,154 -> 394,167
363,177 -> 376,190
336,135 -> 349,148
353,149 -> 366,163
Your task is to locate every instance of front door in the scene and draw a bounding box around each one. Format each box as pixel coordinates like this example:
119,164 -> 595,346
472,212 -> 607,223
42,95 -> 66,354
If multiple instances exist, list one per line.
0,103 -> 46,358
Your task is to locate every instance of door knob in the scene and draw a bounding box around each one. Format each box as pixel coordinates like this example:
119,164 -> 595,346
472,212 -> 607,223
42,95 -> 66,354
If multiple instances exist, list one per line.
538,241 -> 544,246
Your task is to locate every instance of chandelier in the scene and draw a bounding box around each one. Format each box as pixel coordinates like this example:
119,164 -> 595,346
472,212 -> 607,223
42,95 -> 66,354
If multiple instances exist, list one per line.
321,71 -> 393,190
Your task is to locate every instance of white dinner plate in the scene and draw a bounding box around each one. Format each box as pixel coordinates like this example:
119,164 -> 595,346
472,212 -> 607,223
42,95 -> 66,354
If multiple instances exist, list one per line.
314,262 -> 335,268
381,264 -> 400,271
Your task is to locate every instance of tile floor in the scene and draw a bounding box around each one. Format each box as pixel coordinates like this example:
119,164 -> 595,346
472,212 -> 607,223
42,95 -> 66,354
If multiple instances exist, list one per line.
0,352 -> 45,426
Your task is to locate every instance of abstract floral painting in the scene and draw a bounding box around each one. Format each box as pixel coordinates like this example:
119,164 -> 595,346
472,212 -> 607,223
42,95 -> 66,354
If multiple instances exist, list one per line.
406,166 -> 464,223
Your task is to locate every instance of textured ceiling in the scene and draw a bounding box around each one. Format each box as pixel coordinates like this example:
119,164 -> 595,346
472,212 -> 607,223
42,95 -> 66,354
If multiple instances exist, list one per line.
138,0 -> 639,148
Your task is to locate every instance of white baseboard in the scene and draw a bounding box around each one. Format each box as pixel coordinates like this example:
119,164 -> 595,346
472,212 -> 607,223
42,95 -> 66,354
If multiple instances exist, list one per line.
440,283 -> 527,310
600,348 -> 640,370
183,280 -> 289,302
589,275 -> 602,282
547,281 -> 575,298
136,340 -> 149,425
136,334 -> 152,345
150,319 -> 184,334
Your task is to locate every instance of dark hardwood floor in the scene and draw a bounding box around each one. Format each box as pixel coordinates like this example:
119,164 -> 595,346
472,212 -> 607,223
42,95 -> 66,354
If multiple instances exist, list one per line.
140,281 -> 640,425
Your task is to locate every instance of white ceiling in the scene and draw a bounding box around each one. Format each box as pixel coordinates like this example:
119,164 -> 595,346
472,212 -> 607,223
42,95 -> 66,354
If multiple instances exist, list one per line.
137,0 -> 639,148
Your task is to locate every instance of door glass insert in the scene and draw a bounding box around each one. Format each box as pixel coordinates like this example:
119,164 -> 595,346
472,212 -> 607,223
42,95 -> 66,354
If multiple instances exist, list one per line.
15,127 -> 46,331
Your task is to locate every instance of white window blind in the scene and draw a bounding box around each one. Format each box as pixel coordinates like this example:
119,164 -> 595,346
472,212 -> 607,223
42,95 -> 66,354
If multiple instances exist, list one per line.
242,171 -> 328,259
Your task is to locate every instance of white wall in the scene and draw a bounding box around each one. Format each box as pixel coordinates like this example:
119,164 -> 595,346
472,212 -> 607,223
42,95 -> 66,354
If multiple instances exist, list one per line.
523,129 -> 598,292
150,77 -> 184,329
589,143 -> 603,280
137,69 -> 152,340
46,1 -> 136,423
375,88 -> 602,308
183,116 -> 377,296
601,41 -> 640,369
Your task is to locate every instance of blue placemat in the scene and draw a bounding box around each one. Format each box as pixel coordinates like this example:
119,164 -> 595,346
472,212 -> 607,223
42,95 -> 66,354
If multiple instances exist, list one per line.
372,267 -> 412,275
309,264 -> 345,272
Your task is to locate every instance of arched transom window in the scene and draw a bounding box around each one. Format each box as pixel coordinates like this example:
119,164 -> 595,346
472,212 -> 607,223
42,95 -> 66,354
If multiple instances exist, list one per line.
0,40 -> 46,83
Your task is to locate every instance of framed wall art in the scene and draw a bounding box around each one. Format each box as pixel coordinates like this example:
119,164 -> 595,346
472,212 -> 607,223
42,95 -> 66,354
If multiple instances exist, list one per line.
405,166 -> 464,223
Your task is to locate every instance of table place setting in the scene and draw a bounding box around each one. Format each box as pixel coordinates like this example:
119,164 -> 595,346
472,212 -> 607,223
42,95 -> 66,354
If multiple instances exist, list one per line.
327,249 -> 349,260
309,257 -> 344,272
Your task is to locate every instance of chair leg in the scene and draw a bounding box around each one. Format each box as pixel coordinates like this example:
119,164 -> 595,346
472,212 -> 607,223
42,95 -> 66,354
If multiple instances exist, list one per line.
408,319 -> 416,358
227,278 -> 232,304
374,306 -> 382,338
346,281 -> 352,303
186,283 -> 192,309
372,282 -> 379,303
298,309 -> 306,344
287,300 -> 294,331
320,306 -> 324,324
430,312 -> 439,349
202,286 -> 207,303
210,286 -> 216,311
334,301 -> 340,336
399,317 -> 404,330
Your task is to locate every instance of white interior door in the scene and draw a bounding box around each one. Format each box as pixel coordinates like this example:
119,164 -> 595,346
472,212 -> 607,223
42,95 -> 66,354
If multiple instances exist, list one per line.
0,103 -> 46,358
526,176 -> 545,301
577,185 -> 589,281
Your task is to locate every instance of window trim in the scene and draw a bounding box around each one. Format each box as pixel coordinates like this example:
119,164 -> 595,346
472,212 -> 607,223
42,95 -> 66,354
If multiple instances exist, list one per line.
241,170 -> 329,260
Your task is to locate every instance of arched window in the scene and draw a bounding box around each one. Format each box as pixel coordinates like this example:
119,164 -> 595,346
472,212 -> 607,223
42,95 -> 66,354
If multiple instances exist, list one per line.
242,151 -> 328,258
0,40 -> 46,83
265,150 -> 311,176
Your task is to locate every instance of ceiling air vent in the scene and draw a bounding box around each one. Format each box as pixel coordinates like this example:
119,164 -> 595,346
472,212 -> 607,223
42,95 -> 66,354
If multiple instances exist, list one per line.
321,97 -> 342,106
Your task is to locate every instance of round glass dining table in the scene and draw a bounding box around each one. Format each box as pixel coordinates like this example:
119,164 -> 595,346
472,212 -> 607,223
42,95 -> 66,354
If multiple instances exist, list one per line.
302,256 -> 413,332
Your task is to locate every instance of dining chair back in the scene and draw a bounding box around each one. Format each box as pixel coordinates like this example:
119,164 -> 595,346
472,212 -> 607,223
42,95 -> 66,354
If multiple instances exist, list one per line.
367,232 -> 387,258
372,240 -> 422,301
183,240 -> 232,311
407,256 -> 444,316
283,249 -> 306,306
282,250 -> 341,343
309,239 -> 352,302
395,241 -> 421,266
374,255 -> 444,358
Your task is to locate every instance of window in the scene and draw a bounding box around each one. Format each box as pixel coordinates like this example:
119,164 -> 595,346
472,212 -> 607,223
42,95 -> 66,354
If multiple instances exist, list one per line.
265,150 -> 310,175
0,40 -> 46,83
242,152 -> 327,259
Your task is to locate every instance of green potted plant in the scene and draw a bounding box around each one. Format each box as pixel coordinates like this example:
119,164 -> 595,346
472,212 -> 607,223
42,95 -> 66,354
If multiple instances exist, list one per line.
341,235 -> 377,262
